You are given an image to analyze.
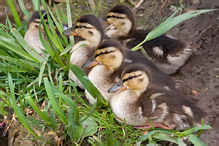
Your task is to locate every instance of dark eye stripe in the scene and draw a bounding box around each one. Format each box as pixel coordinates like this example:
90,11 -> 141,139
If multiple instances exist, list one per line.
75,25 -> 92,29
95,51 -> 114,58
123,74 -> 142,82
107,15 -> 124,19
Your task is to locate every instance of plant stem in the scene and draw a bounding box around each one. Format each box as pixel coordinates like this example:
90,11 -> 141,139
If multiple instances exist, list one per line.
6,0 -> 24,36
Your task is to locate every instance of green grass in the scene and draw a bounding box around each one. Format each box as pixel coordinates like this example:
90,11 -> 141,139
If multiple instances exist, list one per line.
0,0 -> 213,145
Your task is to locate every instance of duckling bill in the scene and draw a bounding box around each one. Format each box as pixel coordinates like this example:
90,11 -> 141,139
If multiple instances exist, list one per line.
63,15 -> 104,89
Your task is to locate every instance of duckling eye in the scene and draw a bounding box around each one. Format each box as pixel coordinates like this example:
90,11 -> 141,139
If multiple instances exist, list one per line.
128,76 -> 134,80
107,15 -> 124,19
88,31 -> 94,35
100,52 -> 104,55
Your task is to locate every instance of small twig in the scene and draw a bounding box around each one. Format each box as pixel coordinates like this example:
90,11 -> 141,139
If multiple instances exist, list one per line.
159,0 -> 168,13
199,25 -> 213,36
136,0 -> 144,8
199,88 -> 208,95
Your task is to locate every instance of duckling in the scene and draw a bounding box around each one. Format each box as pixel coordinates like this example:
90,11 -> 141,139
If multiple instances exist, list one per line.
63,15 -> 104,89
24,10 -> 69,57
82,38 -> 176,104
108,63 -> 205,130
82,39 -> 124,104
105,4 -> 193,74
24,10 -> 48,57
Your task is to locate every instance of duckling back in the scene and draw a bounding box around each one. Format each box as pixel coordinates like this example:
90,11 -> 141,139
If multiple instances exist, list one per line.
122,29 -> 193,74
140,90 -> 206,130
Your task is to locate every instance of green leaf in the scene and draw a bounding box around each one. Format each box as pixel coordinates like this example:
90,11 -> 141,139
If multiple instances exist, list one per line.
187,134 -> 207,146
0,37 -> 39,62
0,91 -> 10,105
67,108 -> 83,142
82,118 -> 98,138
0,101 -> 8,116
152,133 -> 178,144
79,102 -> 97,123
66,0 -> 74,44
6,0 -> 24,35
11,28 -> 43,62
132,9 -> 215,51
50,109 -> 57,131
37,11 -> 64,67
179,125 -> 212,137
0,55 -> 40,72
70,64 -> 108,106
7,72 -> 38,137
54,93 -> 80,124
146,9 -> 215,41
26,96 -> 50,124
32,0 -> 39,10
60,43 -> 74,56
54,4 -> 68,45
137,129 -> 176,142
18,0 -> 31,20
44,78 -> 68,125
38,57 -> 48,86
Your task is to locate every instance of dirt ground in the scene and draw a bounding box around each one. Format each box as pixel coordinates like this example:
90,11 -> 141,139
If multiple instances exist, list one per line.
132,0 -> 219,145
131,0 -> 219,145
0,0 -> 218,145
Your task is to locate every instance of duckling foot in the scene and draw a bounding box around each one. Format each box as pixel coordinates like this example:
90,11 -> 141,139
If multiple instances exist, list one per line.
134,122 -> 172,129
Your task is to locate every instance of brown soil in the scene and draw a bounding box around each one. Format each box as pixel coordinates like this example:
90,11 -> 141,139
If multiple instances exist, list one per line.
130,0 -> 219,145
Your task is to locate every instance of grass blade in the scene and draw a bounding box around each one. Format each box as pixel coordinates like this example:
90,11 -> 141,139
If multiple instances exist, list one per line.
179,125 -> 212,137
0,55 -> 40,73
49,109 -> 57,131
26,96 -> 50,124
32,0 -> 39,11
6,0 -> 24,35
11,28 -> 43,62
38,57 -> 48,86
137,129 -> 176,142
18,0 -> 31,20
132,9 -> 215,51
70,64 -> 108,106
44,78 -> 68,125
7,71 -> 38,137
0,38 -> 39,62
66,0 -> 74,43
54,93 -> 79,124
187,134 -> 207,146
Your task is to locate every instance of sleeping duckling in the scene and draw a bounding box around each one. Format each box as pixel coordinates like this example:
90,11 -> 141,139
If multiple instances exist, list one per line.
82,39 -> 177,104
63,15 -> 104,89
105,5 -> 193,74
108,64 -> 205,130
24,10 -> 48,57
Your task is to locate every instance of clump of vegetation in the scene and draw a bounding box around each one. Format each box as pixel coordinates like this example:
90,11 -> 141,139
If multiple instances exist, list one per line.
0,0 -> 213,145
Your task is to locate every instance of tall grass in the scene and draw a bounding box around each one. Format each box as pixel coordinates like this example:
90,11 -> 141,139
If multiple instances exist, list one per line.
0,0 -> 213,145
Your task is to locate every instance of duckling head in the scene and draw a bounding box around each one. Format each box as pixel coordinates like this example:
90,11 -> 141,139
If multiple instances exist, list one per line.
109,64 -> 149,96
82,39 -> 124,71
106,5 -> 135,38
63,15 -> 104,47
27,10 -> 48,31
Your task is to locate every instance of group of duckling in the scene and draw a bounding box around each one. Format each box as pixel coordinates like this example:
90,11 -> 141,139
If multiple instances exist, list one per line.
25,5 -> 205,130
